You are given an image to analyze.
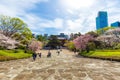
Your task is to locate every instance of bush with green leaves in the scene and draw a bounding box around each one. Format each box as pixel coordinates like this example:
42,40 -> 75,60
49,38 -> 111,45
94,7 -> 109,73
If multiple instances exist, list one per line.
96,27 -> 114,35
65,41 -> 75,51
113,43 -> 120,49
87,42 -> 96,50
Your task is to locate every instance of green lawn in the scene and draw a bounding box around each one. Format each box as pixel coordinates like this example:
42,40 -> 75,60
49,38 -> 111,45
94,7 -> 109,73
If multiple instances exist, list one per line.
81,50 -> 120,61
0,49 -> 32,61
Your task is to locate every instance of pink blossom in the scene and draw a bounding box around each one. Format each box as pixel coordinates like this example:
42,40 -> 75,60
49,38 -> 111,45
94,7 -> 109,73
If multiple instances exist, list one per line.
73,34 -> 94,50
28,40 -> 42,52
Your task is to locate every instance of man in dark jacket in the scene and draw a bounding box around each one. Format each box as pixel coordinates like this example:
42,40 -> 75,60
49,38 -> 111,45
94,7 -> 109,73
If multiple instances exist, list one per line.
32,53 -> 37,61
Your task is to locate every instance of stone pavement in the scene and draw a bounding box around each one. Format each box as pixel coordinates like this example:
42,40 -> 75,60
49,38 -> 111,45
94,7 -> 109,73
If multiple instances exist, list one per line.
0,49 -> 120,80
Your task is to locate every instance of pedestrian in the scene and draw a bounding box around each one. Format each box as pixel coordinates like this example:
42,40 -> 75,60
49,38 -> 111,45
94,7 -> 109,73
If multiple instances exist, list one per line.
57,50 -> 60,55
38,53 -> 42,58
74,49 -> 77,54
60,46 -> 62,51
32,52 -> 37,61
47,50 -> 51,58
86,46 -> 89,53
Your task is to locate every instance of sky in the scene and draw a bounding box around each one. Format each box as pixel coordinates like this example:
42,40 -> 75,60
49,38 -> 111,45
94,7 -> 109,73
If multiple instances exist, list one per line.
0,0 -> 120,35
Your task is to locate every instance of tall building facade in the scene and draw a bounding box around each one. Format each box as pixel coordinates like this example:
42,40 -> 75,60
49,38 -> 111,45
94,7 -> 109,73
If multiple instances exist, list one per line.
111,21 -> 120,27
96,11 -> 108,30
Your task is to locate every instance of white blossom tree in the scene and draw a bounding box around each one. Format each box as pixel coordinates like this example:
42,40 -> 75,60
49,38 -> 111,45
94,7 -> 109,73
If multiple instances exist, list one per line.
28,39 -> 42,52
0,32 -> 19,49
96,28 -> 120,48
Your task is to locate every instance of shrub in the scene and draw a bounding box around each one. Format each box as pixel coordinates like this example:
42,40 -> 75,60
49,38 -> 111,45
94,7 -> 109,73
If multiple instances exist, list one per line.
87,42 -> 96,50
0,46 -> 5,50
17,44 -> 26,49
13,49 -> 19,53
113,43 -> 120,49
65,41 -> 75,51
25,50 -> 33,54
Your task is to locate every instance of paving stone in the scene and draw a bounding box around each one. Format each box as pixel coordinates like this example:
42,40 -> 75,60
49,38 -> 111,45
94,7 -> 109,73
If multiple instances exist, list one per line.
0,49 -> 119,80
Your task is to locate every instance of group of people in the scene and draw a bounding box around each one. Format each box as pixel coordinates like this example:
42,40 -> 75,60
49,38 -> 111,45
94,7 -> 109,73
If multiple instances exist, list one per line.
32,51 -> 52,61
32,52 -> 42,61
32,49 -> 62,61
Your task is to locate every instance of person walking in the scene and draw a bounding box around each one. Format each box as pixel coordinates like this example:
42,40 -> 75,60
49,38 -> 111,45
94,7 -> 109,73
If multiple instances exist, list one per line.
47,50 -> 51,58
38,53 -> 42,58
32,52 -> 37,61
57,50 -> 60,55
60,46 -> 62,51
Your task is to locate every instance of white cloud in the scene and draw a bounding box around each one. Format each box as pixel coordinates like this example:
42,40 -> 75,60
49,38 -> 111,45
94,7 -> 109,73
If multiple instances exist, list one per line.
60,0 -> 95,10
22,14 -> 64,33
0,0 -> 50,34
59,0 -> 120,34
0,0 -> 120,35
0,0 -> 48,16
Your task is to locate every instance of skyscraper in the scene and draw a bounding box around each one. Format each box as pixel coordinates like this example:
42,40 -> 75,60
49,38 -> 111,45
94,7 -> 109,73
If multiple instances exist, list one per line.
96,11 -> 108,30
111,21 -> 120,27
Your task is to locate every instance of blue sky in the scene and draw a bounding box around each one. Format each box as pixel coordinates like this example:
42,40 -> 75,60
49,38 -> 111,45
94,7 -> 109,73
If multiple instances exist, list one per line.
0,0 -> 120,35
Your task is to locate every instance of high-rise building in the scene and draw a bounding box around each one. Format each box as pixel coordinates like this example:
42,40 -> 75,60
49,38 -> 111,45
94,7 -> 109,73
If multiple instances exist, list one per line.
96,11 -> 108,30
111,21 -> 120,27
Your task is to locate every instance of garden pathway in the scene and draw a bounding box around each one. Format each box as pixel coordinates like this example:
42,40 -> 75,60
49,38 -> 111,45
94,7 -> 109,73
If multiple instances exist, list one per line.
0,49 -> 120,80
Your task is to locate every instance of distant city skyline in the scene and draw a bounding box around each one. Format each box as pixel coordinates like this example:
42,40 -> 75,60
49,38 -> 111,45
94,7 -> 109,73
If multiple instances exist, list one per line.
0,0 -> 120,35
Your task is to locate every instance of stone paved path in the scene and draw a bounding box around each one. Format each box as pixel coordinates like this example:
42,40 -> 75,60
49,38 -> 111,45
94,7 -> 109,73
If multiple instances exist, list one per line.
0,49 -> 120,80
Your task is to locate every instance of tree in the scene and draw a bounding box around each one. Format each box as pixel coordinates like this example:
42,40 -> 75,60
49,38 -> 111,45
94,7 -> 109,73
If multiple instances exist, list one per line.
47,35 -> 61,49
28,39 -> 42,52
114,43 -> 120,49
0,15 -> 32,38
36,35 -> 46,42
13,27 -> 32,45
0,32 -> 19,49
87,42 -> 96,51
64,41 -> 75,51
96,27 -> 114,35
86,31 -> 99,38
73,34 -> 94,52
93,40 -> 105,49
70,32 -> 81,40
96,28 -> 120,49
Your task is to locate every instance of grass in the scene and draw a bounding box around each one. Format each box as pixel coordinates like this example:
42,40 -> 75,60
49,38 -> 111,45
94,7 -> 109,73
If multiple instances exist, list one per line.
81,50 -> 120,61
0,49 -> 32,61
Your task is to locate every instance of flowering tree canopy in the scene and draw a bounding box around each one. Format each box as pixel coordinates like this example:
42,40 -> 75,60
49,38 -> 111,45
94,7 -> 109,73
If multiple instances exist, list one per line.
28,39 -> 42,52
0,32 -> 19,49
0,15 -> 32,46
96,28 -> 120,47
105,28 -> 120,36
73,34 -> 94,51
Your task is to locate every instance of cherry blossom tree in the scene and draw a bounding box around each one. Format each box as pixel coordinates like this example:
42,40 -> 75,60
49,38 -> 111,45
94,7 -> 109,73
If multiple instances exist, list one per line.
96,28 -> 120,48
73,34 -> 94,52
28,39 -> 42,52
0,32 -> 19,49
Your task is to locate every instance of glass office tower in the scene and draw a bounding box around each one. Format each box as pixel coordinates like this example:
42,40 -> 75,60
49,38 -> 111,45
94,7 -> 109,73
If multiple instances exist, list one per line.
96,11 -> 108,30
111,21 -> 120,27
